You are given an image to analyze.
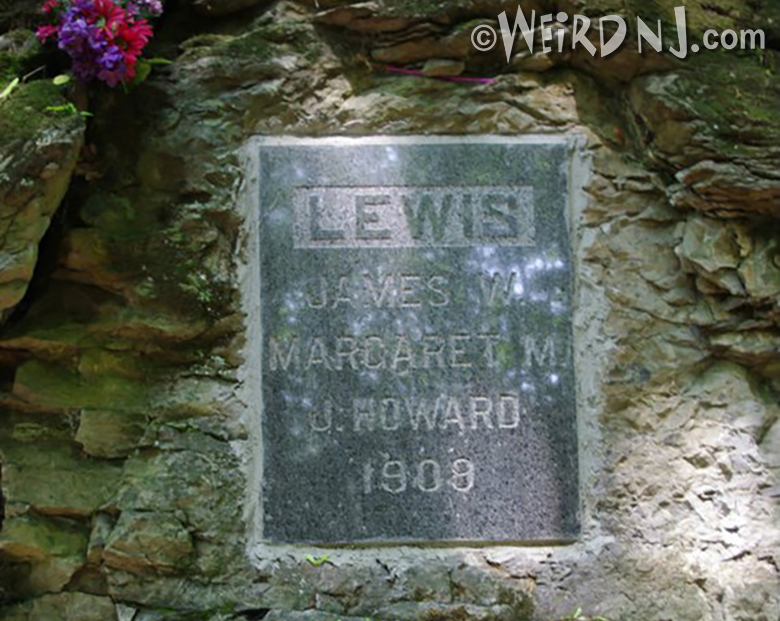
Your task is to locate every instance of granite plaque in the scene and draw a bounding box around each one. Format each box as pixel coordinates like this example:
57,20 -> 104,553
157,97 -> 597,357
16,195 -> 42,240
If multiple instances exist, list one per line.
258,137 -> 579,544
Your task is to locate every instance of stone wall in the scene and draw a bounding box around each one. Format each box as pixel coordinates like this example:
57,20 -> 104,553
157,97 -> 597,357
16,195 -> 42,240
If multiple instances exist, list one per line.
0,1 -> 779,620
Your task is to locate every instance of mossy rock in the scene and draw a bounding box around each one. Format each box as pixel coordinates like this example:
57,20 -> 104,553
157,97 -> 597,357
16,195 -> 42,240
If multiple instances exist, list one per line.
673,51 -> 780,147
0,79 -> 79,151
1,440 -> 123,515
378,0 -> 479,19
631,47 -> 780,168
0,30 -> 41,82
697,52 -> 779,124
13,359 -> 153,412
180,20 -> 316,62
0,514 -> 88,563
568,0 -> 772,35
0,593 -> 117,621
334,0 -> 771,27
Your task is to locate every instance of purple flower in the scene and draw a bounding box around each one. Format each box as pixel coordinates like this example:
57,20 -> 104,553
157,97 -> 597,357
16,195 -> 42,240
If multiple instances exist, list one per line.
39,0 -> 163,87
58,10 -> 104,80
96,45 -> 128,86
52,0 -> 124,83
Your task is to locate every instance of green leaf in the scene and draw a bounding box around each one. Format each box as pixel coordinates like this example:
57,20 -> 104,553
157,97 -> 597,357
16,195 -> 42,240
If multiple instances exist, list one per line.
137,61 -> 152,83
0,77 -> 20,101
129,60 -> 152,87
305,553 -> 329,567
53,74 -> 72,86
146,57 -> 174,65
45,103 -> 83,116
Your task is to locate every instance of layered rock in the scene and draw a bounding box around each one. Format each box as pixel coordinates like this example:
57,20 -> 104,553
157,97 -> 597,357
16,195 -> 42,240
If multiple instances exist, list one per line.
0,75 -> 85,322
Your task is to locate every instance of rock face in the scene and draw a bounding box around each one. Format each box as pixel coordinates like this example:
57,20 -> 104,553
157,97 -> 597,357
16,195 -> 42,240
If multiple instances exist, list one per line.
0,55 -> 86,322
186,0 -> 273,16
0,1 -> 779,620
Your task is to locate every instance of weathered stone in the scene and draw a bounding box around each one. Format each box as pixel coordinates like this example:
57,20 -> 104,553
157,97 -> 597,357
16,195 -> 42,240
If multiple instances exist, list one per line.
86,512 -> 114,566
709,331 -> 779,366
116,604 -> 137,621
511,51 -> 556,73
0,280 -> 30,311
450,562 -> 530,609
629,54 -> 780,218
762,419 -> 780,471
187,0 -> 271,16
390,562 -> 451,602
569,37 -> 672,84
676,217 -> 741,273
114,428 -> 244,541
421,58 -> 465,76
1,442 -> 122,516
0,592 -> 117,621
12,359 -> 152,412
262,613 -> 363,621
375,601 -> 518,620
314,3 -> 417,32
675,216 -> 745,295
687,362 -> 779,437
0,80 -> 85,321
672,160 -> 780,218
0,515 -> 88,595
372,28 -> 473,63
103,511 -> 194,575
738,232 -> 780,300
76,410 -> 147,458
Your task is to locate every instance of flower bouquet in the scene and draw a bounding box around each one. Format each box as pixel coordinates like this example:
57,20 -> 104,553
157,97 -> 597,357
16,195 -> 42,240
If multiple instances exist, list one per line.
37,0 -> 163,87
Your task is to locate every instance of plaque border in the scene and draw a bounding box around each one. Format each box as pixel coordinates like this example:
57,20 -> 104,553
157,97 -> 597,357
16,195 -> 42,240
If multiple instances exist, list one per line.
245,134 -> 590,548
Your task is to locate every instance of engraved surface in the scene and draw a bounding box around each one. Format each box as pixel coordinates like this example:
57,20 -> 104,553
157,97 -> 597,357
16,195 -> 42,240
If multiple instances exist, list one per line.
258,138 -> 579,544
293,186 -> 536,248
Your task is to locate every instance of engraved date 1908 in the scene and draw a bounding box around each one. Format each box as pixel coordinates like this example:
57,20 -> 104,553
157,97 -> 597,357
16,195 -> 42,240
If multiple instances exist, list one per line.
363,457 -> 475,494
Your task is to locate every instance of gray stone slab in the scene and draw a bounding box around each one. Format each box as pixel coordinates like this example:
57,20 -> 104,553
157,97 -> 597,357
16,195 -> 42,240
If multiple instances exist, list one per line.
257,137 -> 579,544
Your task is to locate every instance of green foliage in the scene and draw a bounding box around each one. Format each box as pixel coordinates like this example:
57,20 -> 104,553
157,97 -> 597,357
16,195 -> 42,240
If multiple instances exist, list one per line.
126,57 -> 173,88
131,59 -> 153,86
676,52 -> 780,131
2,72 -> 73,104
45,102 -> 92,117
758,49 -> 776,76
0,79 -> 79,149
0,76 -> 19,100
305,553 -> 329,567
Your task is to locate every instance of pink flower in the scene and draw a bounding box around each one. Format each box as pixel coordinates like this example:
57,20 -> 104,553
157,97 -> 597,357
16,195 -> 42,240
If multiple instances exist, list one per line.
93,0 -> 125,32
42,0 -> 62,13
36,24 -> 60,41
116,18 -> 153,61
37,0 -> 162,87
